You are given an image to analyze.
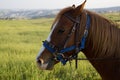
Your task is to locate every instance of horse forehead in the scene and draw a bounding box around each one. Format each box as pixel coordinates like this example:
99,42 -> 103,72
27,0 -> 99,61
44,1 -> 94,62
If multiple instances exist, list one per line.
47,19 -> 59,42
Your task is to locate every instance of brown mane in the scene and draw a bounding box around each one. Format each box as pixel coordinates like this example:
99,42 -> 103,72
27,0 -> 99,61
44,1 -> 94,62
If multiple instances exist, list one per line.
85,10 -> 120,58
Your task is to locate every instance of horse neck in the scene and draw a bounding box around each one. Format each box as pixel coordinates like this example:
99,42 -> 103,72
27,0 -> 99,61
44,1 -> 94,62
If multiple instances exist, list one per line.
82,11 -> 120,79
82,11 -> 120,58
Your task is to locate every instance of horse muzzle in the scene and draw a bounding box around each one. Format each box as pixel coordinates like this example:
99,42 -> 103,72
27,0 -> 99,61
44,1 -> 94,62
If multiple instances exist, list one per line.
36,58 -> 55,70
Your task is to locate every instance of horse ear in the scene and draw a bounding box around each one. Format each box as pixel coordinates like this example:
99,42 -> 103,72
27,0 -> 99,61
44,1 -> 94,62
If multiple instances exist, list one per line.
72,4 -> 76,9
74,0 -> 86,16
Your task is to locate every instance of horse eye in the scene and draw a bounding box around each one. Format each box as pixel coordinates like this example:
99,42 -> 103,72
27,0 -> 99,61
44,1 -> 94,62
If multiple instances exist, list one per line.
58,29 -> 65,34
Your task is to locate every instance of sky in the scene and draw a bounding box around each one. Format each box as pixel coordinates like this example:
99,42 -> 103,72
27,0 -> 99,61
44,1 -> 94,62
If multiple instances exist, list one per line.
0,0 -> 120,9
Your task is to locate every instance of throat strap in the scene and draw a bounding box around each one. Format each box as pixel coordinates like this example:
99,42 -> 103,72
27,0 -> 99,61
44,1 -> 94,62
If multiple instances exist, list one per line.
80,13 -> 90,49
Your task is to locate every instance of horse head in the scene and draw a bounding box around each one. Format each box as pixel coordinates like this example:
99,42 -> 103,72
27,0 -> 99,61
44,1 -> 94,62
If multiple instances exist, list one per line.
36,1 -> 87,70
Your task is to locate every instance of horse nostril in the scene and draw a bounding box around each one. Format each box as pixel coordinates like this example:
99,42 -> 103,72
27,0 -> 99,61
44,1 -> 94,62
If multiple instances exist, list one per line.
37,59 -> 44,65
37,60 -> 41,65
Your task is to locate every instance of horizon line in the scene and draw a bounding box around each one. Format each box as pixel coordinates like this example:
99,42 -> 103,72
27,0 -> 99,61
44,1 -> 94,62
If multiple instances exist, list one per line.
0,6 -> 120,10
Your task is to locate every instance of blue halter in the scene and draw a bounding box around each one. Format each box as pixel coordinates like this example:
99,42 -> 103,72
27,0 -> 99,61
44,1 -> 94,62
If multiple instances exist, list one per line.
43,13 -> 90,65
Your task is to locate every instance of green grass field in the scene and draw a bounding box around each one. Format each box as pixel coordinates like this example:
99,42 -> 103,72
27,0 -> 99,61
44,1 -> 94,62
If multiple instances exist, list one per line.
0,13 -> 119,80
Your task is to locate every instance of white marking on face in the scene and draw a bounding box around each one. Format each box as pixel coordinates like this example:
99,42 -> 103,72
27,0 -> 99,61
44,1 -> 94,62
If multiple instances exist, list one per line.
38,59 -> 49,70
36,46 -> 45,60
36,20 -> 59,60
47,20 -> 59,42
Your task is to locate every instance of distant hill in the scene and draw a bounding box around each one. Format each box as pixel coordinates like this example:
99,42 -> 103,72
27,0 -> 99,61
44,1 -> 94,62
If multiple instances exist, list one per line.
0,9 -> 59,19
90,6 -> 120,13
0,6 -> 119,20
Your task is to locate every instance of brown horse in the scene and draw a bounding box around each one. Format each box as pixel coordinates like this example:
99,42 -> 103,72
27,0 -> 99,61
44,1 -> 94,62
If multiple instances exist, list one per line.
36,1 -> 120,80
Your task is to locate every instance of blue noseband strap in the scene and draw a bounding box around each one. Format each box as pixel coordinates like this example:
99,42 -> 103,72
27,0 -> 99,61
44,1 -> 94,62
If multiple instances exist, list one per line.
43,41 -> 56,53
43,14 -> 90,65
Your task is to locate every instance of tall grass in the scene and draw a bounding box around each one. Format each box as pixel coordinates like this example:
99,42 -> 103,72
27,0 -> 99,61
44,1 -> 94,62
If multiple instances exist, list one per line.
0,12 -> 119,80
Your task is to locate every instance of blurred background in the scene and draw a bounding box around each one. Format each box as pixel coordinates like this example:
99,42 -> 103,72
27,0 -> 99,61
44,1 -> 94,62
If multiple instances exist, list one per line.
0,0 -> 119,80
